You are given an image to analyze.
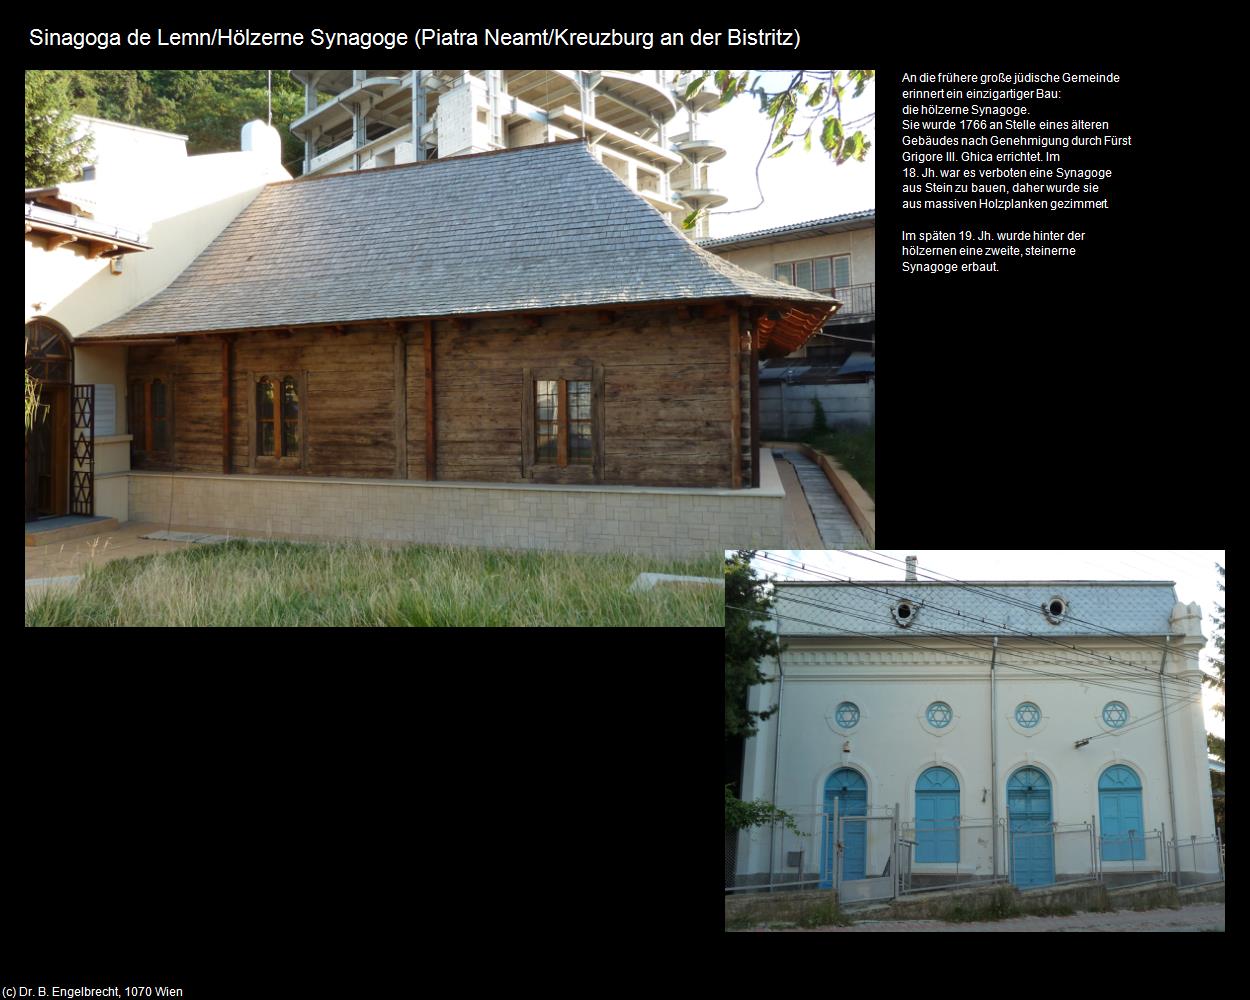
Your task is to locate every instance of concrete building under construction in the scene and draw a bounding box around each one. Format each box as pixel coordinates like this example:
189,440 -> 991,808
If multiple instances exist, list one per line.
288,70 -> 729,236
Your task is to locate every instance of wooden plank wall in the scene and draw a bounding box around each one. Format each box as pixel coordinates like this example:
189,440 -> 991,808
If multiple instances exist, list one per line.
429,307 -> 733,487
129,305 -> 742,488
134,326 -> 402,478
130,338 -> 220,471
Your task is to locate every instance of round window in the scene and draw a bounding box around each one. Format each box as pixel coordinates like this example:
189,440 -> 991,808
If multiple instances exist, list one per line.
926,701 -> 953,728
1043,595 -> 1068,624
1015,702 -> 1041,728
1103,701 -> 1129,728
892,599 -> 919,627
834,701 -> 860,728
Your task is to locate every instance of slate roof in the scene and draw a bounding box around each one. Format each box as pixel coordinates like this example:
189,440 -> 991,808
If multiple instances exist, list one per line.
697,210 -> 875,250
79,140 -> 835,352
775,581 -> 1181,638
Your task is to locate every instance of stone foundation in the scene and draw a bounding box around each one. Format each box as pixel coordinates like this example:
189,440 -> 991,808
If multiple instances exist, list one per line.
128,450 -> 783,558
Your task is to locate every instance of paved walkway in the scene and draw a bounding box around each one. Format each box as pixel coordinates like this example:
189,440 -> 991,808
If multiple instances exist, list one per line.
749,903 -> 1225,932
25,521 -> 203,581
776,457 -> 824,549
776,449 -> 867,549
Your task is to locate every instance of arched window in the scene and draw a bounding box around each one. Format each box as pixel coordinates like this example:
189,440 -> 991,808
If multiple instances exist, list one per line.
915,767 -> 960,862
25,318 -> 73,385
250,371 -> 305,468
1099,765 -> 1145,861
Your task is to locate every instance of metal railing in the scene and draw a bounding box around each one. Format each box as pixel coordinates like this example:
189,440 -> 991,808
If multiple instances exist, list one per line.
898,818 -> 1010,894
1168,832 -> 1225,887
727,809 -> 1225,897
1096,826 -> 1170,888
823,282 -> 875,319
1008,822 -> 1098,890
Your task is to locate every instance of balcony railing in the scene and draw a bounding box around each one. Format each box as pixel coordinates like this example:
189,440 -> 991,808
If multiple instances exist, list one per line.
823,282 -> 874,320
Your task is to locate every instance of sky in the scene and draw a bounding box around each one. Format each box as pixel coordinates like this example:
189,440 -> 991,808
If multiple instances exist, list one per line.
748,550 -> 1225,740
695,70 -> 877,238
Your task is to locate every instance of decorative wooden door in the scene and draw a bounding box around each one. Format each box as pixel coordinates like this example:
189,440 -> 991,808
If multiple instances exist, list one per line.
1099,765 -> 1146,861
1008,767 -> 1054,887
821,767 -> 867,886
25,319 -> 73,520
916,767 -> 961,863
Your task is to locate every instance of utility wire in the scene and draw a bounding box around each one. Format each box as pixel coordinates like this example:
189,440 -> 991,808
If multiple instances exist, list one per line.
729,602 -> 1204,745
837,550 -> 1202,664
773,589 -> 1201,705
756,552 -> 1196,689
758,550 -> 1199,683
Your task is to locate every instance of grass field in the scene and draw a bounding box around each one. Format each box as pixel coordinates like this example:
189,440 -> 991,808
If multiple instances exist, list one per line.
24,540 -> 724,627
803,426 -> 875,500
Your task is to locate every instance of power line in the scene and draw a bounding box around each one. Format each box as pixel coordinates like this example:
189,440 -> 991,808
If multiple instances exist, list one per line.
729,601 -> 1204,745
836,550 -> 1202,664
756,552 -> 1196,690
772,588 -> 1200,706
759,550 -> 1199,680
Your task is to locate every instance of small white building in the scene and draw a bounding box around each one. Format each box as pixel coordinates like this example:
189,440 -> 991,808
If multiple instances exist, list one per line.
735,569 -> 1218,894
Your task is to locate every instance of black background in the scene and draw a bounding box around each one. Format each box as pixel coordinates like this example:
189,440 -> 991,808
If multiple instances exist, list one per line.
18,16 -> 1221,979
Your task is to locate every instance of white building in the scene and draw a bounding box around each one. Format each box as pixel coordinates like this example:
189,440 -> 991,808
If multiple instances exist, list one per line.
735,567 -> 1219,895
288,70 -> 728,236
25,116 -> 288,524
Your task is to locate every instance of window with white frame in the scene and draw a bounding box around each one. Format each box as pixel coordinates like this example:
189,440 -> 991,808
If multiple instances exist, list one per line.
773,255 -> 852,294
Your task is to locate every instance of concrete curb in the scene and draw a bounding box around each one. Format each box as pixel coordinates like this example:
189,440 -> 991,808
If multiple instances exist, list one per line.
793,443 -> 876,548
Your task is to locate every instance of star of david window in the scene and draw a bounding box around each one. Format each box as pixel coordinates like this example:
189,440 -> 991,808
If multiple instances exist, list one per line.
1015,702 -> 1041,728
1102,701 -> 1129,728
835,702 -> 860,728
926,702 -> 952,728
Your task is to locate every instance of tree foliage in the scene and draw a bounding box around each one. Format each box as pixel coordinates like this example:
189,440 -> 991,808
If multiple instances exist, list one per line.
725,550 -> 783,739
31,70 -> 307,177
725,784 -> 803,834
25,70 -> 93,187
678,69 -> 875,229
1205,563 -> 1224,719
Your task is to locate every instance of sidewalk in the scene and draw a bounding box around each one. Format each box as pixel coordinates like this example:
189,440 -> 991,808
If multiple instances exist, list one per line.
774,449 -> 867,549
25,521 -> 201,582
750,902 -> 1225,932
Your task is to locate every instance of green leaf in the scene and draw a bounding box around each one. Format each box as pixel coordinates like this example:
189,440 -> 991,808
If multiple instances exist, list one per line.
681,209 -> 701,230
804,129 -> 812,152
820,116 -> 843,152
769,141 -> 794,158
807,82 -> 826,107
683,73 -> 709,100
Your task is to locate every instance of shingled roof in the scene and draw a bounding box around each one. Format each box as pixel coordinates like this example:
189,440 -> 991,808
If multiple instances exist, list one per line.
78,140 -> 835,355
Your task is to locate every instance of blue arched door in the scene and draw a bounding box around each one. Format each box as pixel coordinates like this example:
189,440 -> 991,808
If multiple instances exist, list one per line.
1099,765 -> 1146,861
820,768 -> 867,886
1008,767 -> 1054,887
916,767 -> 960,862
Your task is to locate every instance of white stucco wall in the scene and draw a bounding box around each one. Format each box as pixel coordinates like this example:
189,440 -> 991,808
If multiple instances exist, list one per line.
26,128 -> 289,524
26,151 -> 289,338
738,594 -> 1216,885
716,228 -> 876,287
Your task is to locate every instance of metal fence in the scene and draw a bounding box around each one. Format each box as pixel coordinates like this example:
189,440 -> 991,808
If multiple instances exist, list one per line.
1096,826 -> 1170,888
1009,821 -> 1098,890
898,817 -> 1009,894
1169,833 -> 1224,887
725,806 -> 899,895
727,810 -> 1224,897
